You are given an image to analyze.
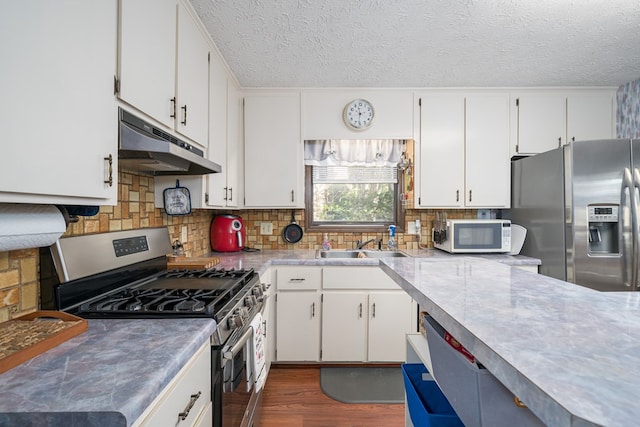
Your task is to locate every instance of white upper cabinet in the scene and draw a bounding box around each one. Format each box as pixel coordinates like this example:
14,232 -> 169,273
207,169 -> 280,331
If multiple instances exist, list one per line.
0,0 -> 118,205
465,94 -> 511,207
175,2 -> 210,145
417,91 -> 510,208
512,89 -> 616,156
244,93 -> 303,208
119,0 -> 209,147
418,93 -> 465,207
301,91 -> 414,139
119,0 -> 176,129
566,92 -> 615,143
513,93 -> 567,155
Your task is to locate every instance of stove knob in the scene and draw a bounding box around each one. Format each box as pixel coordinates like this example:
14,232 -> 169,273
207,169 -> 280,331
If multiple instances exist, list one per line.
227,314 -> 242,330
245,295 -> 258,308
252,287 -> 264,298
238,306 -> 249,318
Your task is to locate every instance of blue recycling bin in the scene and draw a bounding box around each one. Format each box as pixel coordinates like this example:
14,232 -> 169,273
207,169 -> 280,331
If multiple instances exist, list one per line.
402,363 -> 464,427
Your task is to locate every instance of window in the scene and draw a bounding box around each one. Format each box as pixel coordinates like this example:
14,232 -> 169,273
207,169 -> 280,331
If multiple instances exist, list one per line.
304,140 -> 407,232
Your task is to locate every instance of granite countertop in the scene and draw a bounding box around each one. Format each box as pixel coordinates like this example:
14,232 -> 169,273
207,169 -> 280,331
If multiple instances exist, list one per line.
0,248 -> 539,426
205,247 -> 541,275
0,318 -> 216,427
381,256 -> 640,427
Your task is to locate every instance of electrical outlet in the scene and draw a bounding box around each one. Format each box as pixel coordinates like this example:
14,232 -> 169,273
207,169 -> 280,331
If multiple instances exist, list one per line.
407,221 -> 417,235
181,225 -> 188,243
260,222 -> 273,235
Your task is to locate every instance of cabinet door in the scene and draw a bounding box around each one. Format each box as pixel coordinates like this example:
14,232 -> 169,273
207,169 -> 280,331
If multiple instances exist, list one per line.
418,94 -> 465,207
515,94 -> 566,154
225,81 -> 242,208
275,291 -> 320,361
0,0 -> 117,204
207,53 -> 229,207
321,292 -> 367,362
175,2 -> 209,145
120,0 -> 176,129
567,92 -> 615,142
244,94 -> 303,208
368,292 -> 413,362
465,94 -> 510,208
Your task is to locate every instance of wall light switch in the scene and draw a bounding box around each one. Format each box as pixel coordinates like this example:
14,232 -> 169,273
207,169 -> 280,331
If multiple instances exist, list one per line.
260,222 -> 273,235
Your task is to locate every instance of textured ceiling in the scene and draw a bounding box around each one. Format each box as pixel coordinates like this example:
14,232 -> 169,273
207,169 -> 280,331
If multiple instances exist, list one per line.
190,0 -> 640,88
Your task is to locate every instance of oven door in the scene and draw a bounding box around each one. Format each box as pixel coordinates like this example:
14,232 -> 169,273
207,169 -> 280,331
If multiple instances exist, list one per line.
219,308 -> 266,427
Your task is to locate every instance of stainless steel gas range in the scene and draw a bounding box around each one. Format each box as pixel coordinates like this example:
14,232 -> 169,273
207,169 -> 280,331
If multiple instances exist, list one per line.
39,227 -> 267,427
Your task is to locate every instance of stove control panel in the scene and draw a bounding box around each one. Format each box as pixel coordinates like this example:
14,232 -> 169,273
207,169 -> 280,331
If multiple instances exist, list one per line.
112,236 -> 149,257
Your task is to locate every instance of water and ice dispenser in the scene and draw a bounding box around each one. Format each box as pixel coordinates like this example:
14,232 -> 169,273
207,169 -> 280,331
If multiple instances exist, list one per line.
587,205 -> 619,254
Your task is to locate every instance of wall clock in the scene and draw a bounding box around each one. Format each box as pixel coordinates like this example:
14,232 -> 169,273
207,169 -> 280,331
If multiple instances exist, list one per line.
343,99 -> 375,130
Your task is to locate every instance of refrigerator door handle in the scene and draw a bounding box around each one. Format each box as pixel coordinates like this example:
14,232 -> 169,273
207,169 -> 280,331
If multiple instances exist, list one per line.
621,168 -> 635,288
632,168 -> 640,290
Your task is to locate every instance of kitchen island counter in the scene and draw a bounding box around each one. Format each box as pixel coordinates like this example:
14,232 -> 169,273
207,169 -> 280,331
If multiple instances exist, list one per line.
382,256 -> 640,427
0,318 -> 215,427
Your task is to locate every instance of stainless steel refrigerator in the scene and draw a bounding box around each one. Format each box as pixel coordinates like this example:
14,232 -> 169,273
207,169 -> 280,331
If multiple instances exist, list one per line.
511,139 -> 640,291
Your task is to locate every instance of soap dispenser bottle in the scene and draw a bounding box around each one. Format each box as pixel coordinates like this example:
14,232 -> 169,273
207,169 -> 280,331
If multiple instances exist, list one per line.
322,233 -> 331,250
388,225 -> 396,250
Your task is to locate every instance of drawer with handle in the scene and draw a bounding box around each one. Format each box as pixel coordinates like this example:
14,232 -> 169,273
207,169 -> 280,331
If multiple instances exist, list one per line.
133,341 -> 211,427
276,267 -> 321,290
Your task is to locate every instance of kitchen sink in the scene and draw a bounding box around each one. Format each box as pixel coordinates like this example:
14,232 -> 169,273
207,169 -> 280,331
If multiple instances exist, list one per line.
316,250 -> 409,259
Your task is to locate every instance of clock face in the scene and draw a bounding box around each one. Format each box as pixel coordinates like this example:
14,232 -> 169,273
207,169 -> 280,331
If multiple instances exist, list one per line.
343,99 -> 374,130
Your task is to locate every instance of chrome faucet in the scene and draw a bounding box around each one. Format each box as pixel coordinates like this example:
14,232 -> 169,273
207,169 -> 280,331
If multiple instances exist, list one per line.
356,238 -> 376,250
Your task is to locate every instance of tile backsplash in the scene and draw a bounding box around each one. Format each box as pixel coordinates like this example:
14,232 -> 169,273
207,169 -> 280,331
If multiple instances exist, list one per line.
0,167 -> 477,321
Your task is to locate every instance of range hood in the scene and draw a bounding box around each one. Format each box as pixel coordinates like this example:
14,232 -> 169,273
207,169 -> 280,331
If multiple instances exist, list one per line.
118,108 -> 221,175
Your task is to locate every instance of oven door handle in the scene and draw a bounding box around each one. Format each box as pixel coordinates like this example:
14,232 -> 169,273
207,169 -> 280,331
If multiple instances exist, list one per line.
222,327 -> 253,368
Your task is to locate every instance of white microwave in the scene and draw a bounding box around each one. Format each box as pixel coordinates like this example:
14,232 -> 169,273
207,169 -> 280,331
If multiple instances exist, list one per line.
433,219 -> 511,253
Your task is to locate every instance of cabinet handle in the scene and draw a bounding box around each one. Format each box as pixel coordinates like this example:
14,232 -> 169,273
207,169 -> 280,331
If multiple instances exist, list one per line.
359,303 -> 363,318
104,154 -> 113,187
456,190 -> 459,202
311,302 -> 315,317
223,187 -> 228,201
181,105 -> 188,126
469,190 -> 472,202
372,303 -> 376,318
263,320 -> 267,338
291,190 -> 295,202
229,187 -> 233,201
170,97 -> 176,118
558,137 -> 562,147
514,396 -> 527,408
289,278 -> 306,282
178,391 -> 201,420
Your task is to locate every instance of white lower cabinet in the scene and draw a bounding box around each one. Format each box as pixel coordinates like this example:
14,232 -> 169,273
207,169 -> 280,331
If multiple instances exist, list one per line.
274,266 -> 413,363
275,267 -> 322,362
322,292 -> 367,361
322,289 -> 413,362
368,291 -> 414,362
133,341 -> 211,427
260,269 -> 276,375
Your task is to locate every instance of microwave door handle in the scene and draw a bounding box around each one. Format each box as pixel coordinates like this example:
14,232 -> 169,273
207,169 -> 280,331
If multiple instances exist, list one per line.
632,168 -> 640,290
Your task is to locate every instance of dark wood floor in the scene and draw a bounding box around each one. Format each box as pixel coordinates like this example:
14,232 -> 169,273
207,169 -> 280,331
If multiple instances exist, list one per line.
256,366 -> 405,427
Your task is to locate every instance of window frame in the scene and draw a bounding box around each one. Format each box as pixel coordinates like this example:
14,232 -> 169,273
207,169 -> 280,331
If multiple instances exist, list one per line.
304,165 -> 405,233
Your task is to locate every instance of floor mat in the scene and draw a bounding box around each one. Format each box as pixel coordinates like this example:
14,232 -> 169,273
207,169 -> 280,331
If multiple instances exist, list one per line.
320,366 -> 405,404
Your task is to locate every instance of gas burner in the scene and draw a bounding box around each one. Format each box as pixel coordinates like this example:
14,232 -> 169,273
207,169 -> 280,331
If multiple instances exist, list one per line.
164,267 -> 254,280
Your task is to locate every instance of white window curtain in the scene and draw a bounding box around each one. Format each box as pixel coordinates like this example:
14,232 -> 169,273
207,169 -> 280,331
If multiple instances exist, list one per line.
304,139 -> 404,167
